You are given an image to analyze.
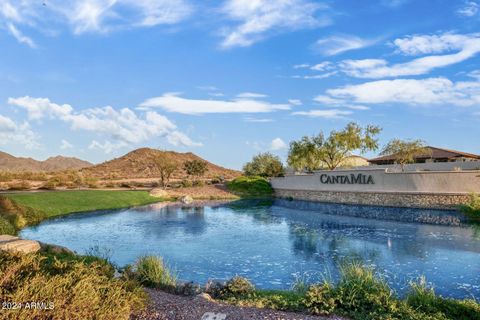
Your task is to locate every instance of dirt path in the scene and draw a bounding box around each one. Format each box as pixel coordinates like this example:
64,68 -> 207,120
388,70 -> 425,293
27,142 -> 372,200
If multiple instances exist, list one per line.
131,289 -> 345,320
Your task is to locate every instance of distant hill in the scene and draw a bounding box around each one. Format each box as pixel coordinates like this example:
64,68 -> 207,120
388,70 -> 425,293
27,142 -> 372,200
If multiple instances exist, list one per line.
0,151 -> 93,172
81,148 -> 239,180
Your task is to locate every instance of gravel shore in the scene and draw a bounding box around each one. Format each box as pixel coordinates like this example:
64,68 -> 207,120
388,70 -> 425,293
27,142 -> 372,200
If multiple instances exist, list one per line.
131,288 -> 346,320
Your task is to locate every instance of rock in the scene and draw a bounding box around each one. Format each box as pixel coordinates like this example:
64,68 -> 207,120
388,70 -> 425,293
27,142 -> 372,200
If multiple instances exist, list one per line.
0,239 -> 41,254
180,195 -> 194,204
176,281 -> 202,296
196,292 -> 214,302
0,235 -> 19,242
149,188 -> 168,198
39,242 -> 74,255
205,280 -> 226,298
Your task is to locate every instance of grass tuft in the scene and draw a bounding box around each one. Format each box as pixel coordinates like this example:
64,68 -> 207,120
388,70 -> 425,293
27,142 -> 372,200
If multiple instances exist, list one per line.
135,255 -> 177,289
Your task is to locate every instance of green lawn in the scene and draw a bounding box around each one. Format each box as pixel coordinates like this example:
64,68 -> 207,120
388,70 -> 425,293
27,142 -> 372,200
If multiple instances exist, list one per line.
5,190 -> 162,218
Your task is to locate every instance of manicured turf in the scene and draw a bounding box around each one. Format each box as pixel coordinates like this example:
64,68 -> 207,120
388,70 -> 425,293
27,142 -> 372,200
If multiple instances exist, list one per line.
6,190 -> 162,218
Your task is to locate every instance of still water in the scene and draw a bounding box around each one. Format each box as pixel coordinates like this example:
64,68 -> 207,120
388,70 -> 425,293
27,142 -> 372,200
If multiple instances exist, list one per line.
20,200 -> 480,299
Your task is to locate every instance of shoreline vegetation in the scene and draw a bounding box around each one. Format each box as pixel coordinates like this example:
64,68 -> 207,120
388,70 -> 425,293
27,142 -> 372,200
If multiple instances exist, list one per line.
1,179 -> 479,319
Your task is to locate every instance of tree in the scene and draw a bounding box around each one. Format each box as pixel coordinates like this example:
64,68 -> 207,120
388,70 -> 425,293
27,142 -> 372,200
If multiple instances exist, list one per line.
243,152 -> 284,177
288,122 -> 382,171
380,139 -> 431,171
183,160 -> 208,181
154,155 -> 177,189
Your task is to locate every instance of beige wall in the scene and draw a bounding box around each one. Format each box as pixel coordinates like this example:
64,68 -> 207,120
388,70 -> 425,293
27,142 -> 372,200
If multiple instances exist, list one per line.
271,169 -> 480,194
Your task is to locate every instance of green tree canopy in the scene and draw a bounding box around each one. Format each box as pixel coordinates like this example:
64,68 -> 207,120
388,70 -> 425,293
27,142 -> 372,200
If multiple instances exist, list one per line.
154,155 -> 177,189
288,122 -> 382,171
243,152 -> 284,177
380,139 -> 431,170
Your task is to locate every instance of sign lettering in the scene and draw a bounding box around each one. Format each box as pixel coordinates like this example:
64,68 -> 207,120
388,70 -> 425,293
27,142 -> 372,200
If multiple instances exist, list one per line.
319,173 -> 374,185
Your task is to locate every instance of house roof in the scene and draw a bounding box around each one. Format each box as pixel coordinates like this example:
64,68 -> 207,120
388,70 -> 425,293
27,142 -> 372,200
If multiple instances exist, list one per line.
369,146 -> 480,163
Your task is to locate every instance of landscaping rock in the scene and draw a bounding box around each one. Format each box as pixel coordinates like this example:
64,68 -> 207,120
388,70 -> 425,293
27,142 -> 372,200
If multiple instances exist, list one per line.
39,242 -> 74,255
149,188 -> 168,198
176,281 -> 203,296
180,195 -> 194,204
205,280 -> 226,298
0,239 -> 41,254
0,235 -> 19,242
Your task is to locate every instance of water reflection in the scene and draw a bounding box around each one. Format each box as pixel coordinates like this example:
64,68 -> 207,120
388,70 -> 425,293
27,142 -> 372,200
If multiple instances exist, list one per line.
20,200 -> 480,299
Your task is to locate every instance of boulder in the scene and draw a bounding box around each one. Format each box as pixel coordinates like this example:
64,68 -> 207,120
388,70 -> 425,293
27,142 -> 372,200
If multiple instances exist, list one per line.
149,188 -> 168,198
180,195 -> 194,204
205,280 -> 226,298
0,239 -> 41,254
0,235 -> 19,242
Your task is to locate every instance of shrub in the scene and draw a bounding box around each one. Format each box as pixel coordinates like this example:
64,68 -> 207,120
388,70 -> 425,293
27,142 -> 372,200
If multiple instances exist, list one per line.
0,216 -> 16,235
226,176 -> 273,198
334,263 -> 400,318
460,193 -> 480,221
7,180 -> 31,191
303,283 -> 337,315
193,180 -> 205,187
0,251 -> 146,320
183,160 -> 208,181
135,255 -> 176,289
406,277 -> 480,320
222,276 -> 255,297
243,152 -> 284,177
0,196 -> 47,230
181,179 -> 193,188
40,179 -> 57,190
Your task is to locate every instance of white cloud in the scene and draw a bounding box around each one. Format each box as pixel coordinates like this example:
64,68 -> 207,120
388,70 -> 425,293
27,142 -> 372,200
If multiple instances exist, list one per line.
7,23 -> 36,48
324,77 -> 480,107
139,92 -> 291,114
236,92 -> 268,99
458,1 -> 479,16
292,109 -> 352,119
341,33 -> 480,78
8,96 -> 201,150
88,140 -> 127,154
313,35 -> 374,56
293,63 -> 310,69
310,61 -> 334,71
244,117 -> 274,123
288,99 -> 302,106
313,95 -> 369,110
0,114 -> 39,149
60,139 -> 74,149
0,0 -> 192,45
468,70 -> 480,80
220,0 -> 330,48
270,137 -> 287,150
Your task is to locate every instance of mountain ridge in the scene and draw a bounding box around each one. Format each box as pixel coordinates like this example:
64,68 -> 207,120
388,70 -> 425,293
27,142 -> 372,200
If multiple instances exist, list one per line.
0,151 -> 93,172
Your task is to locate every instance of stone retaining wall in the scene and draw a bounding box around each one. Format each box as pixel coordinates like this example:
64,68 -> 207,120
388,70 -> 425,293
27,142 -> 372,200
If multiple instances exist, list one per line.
274,189 -> 470,210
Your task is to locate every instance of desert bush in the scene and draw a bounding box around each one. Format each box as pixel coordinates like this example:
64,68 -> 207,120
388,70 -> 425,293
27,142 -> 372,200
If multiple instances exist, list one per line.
181,179 -> 193,188
303,283 -> 337,315
183,160 -> 208,181
193,180 -> 205,187
0,171 -> 13,182
0,251 -> 146,320
226,176 -> 273,198
135,255 -> 176,289
85,177 -> 99,188
7,180 -> 31,191
221,276 -> 255,297
40,179 -> 57,190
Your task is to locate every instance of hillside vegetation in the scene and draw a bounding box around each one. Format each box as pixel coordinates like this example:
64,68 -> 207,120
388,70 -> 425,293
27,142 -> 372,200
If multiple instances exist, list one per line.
82,148 -> 239,180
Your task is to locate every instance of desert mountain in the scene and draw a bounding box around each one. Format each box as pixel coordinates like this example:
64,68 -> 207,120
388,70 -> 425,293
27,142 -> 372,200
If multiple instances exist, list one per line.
81,148 -> 240,179
0,151 -> 93,172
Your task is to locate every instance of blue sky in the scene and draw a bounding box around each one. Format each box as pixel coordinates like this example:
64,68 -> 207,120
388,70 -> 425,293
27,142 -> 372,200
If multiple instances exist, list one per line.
1,0 -> 479,169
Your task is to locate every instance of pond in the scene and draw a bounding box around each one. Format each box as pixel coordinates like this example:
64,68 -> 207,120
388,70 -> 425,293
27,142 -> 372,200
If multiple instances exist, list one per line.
20,200 -> 480,299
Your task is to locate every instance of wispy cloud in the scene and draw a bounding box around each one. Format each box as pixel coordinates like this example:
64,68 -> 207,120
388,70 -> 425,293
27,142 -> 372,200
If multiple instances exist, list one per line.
457,1 -> 479,17
340,33 -> 480,78
220,0 -> 330,48
139,92 -> 291,114
292,109 -> 352,119
0,0 -> 193,46
313,35 -> 375,56
7,23 -> 36,48
60,139 -> 74,149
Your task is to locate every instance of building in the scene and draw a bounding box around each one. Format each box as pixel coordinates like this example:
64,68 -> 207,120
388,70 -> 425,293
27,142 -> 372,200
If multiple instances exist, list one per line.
368,146 -> 480,165
339,155 -> 370,168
